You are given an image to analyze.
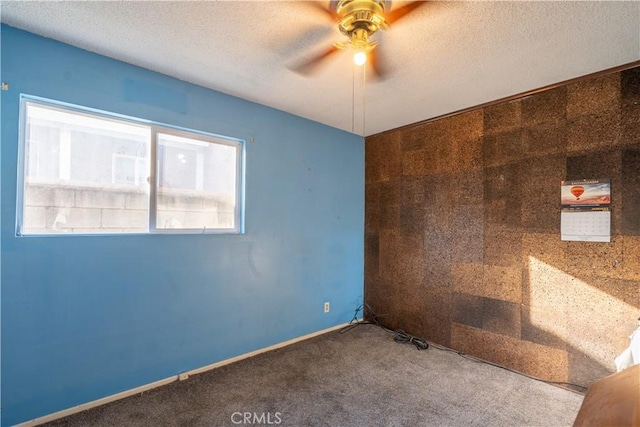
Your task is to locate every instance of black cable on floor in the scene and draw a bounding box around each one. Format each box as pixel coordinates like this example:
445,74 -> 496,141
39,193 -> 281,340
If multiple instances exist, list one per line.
393,329 -> 429,350
341,304 -> 427,349
339,303 -> 383,334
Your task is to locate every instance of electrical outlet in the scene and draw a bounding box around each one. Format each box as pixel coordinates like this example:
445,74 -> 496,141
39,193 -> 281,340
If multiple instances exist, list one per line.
324,302 -> 330,313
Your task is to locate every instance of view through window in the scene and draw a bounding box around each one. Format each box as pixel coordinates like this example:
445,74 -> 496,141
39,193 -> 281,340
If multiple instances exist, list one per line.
19,99 -> 244,235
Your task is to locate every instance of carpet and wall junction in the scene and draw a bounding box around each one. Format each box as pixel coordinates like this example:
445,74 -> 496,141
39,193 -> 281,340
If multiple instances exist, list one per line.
44,325 -> 583,426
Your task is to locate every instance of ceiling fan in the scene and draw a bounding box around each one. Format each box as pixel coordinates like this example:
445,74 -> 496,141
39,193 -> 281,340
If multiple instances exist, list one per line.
293,0 -> 427,78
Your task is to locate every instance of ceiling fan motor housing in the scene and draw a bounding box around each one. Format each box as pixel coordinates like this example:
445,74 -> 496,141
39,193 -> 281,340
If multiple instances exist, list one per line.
336,0 -> 389,40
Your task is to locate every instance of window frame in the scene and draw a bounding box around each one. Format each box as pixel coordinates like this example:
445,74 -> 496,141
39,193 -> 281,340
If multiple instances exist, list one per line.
17,95 -> 246,236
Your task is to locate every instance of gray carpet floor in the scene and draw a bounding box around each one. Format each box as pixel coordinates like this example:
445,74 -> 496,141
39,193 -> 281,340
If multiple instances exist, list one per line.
44,324 -> 583,427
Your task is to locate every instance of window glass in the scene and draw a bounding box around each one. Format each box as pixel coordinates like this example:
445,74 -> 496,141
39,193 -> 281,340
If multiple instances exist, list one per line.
22,103 -> 150,234
156,133 -> 239,230
19,99 -> 243,235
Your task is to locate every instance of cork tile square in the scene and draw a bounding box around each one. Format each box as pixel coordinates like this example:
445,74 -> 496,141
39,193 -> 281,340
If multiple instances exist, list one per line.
420,120 -> 451,153
484,198 -> 521,231
379,203 -> 400,230
365,185 -> 380,231
621,67 -> 640,107
483,129 -> 524,168
449,169 -> 484,206
567,111 -> 622,153
401,149 -> 427,177
519,154 -> 566,234
482,297 -> 521,339
424,285 -> 453,322
379,180 -> 401,206
522,254 -> 572,315
423,248 -> 453,288
424,174 -> 455,213
386,234 -> 426,284
566,73 -> 621,119
424,316 -> 452,348
451,209 -> 484,263
484,99 -> 522,135
400,122 -> 429,152
509,339 -> 569,383
451,262 -> 484,296
399,205 -> 426,236
452,292 -> 484,328
378,229 -> 400,281
483,230 -> 523,267
366,134 -> 401,183
622,236 -> 640,281
400,176 -> 428,205
400,281 -> 429,321
483,264 -> 522,304
562,238 -> 624,280
521,232 -> 566,268
364,231 -> 379,281
451,137 -> 483,172
566,148 -> 622,182
450,323 -> 515,367
622,104 -> 640,147
621,147 -> 640,235
484,163 -> 522,200
446,109 -> 484,142
522,122 -> 567,159
521,304 -> 568,351
422,285 -> 453,346
521,86 -> 567,126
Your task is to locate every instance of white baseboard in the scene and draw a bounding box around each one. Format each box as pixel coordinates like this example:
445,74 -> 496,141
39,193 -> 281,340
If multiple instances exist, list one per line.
16,322 -> 353,427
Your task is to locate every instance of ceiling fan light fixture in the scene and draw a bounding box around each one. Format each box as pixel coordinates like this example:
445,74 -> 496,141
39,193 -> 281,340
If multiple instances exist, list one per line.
293,0 -> 425,78
354,49 -> 367,66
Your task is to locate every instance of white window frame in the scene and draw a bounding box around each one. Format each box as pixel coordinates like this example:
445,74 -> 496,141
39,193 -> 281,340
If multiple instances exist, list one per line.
17,95 -> 246,236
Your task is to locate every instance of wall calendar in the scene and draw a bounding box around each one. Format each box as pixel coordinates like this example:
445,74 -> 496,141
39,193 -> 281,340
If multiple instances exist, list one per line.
560,178 -> 611,242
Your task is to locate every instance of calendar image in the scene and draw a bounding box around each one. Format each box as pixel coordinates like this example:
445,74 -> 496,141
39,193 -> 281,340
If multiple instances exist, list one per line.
561,178 -> 611,242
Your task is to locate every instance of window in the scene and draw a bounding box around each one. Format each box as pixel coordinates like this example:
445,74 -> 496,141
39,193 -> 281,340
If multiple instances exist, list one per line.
18,98 -> 244,235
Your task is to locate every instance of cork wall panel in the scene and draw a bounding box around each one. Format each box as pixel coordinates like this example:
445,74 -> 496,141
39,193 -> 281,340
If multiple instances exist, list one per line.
484,100 -> 521,134
522,86 -> 567,126
621,67 -> 640,106
566,74 -> 620,119
365,64 -> 640,387
622,67 -> 640,146
520,154 -> 566,233
621,148 -> 640,235
522,122 -> 567,158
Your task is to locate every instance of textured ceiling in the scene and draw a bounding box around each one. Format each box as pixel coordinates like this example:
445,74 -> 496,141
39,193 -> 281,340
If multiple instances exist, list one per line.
2,1 -> 639,136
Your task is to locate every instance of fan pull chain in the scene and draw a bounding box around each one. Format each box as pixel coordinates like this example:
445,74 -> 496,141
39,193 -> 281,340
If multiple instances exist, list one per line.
351,57 -> 367,136
362,59 -> 366,137
352,59 -> 356,134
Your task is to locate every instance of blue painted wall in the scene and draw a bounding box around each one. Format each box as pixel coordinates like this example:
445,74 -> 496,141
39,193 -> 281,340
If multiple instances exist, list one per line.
0,25 -> 364,426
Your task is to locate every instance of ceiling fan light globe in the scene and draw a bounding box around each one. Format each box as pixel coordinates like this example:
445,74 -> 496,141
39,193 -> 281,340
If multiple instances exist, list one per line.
354,51 -> 367,66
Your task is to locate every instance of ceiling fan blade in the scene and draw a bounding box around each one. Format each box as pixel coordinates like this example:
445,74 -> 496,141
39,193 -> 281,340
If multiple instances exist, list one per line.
306,1 -> 339,21
276,25 -> 335,58
385,1 -> 428,25
291,45 -> 341,76
369,48 -> 388,80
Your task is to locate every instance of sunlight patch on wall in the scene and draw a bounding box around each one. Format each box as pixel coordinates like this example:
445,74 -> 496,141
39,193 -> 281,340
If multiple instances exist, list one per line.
528,256 -> 639,369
